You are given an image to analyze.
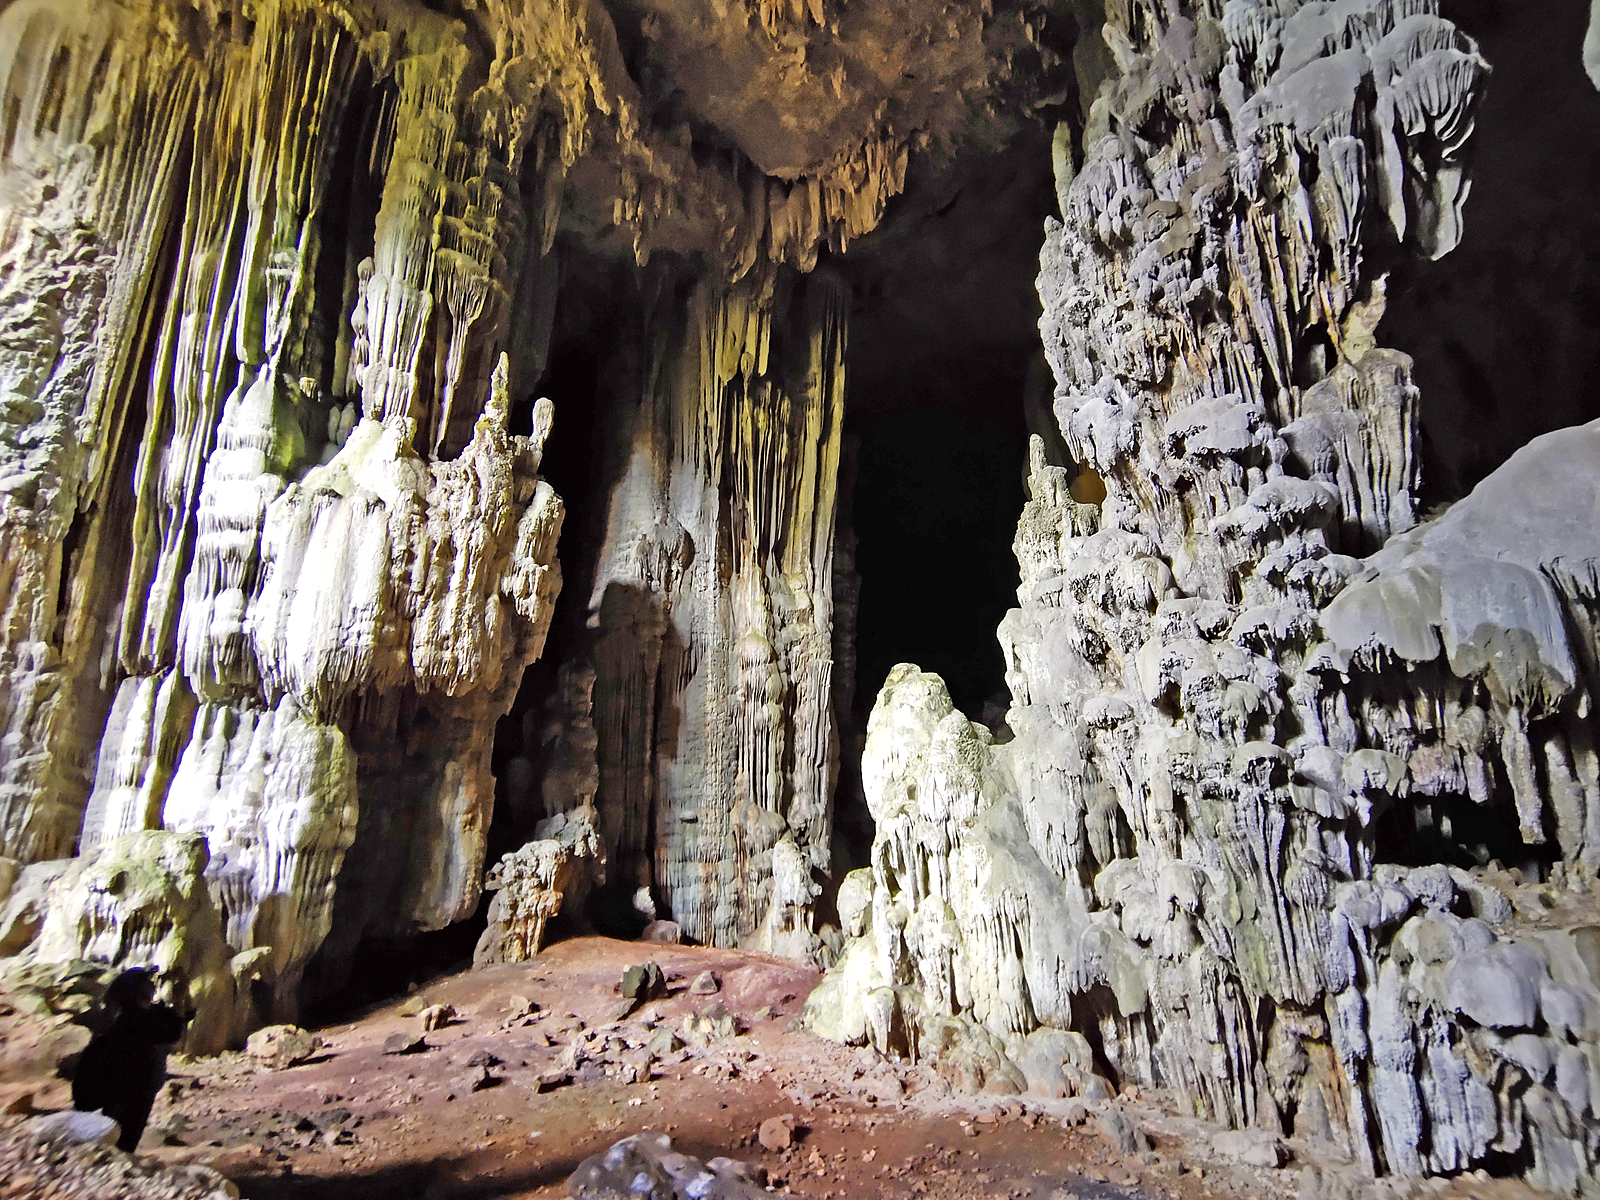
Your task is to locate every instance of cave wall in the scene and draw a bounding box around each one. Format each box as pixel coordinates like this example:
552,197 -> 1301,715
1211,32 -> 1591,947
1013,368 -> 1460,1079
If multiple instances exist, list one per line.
0,0 -> 1071,1035
9,3 -> 1600,1193
0,0 -> 583,1043
518,267 -> 848,957
809,1 -> 1600,1194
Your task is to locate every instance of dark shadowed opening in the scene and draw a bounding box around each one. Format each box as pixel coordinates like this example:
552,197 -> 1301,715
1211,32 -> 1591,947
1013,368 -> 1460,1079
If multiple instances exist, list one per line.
1386,0 -> 1600,505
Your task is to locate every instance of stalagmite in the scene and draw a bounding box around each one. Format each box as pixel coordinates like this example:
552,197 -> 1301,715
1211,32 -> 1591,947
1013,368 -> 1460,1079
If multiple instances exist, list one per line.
810,2 -> 1600,1195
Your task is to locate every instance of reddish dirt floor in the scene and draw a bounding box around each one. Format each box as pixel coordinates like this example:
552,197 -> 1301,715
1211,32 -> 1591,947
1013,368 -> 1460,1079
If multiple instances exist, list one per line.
2,938 -> 1562,1200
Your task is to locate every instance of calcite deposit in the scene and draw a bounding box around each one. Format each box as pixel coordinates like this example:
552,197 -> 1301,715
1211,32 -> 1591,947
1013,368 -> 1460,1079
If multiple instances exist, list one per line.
5,0 -> 1600,1196
0,0 -> 578,1033
522,273 -> 847,955
812,2 -> 1600,1198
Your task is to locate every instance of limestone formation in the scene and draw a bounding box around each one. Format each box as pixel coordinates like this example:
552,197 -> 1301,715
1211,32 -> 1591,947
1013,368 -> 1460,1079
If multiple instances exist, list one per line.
568,1130 -> 768,1199
0,0 -> 569,1036
474,804 -> 603,965
0,0 -> 1066,1033
810,2 -> 1600,1196
527,273 -> 846,955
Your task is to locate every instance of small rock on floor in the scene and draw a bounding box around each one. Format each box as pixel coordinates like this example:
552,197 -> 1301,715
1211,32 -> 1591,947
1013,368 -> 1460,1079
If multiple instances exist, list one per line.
758,1113 -> 797,1152
382,1033 -> 427,1056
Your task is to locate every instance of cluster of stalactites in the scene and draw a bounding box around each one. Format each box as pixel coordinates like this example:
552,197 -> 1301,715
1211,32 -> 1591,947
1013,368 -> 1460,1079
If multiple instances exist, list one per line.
0,0 -> 571,1044
808,2 -> 1600,1195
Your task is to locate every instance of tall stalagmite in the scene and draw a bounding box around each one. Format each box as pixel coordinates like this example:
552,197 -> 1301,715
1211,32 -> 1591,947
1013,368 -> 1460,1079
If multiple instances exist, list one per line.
810,2 -> 1600,1195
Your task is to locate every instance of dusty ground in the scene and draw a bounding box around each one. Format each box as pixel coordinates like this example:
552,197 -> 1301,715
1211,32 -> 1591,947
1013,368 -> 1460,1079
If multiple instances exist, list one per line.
0,938 -> 1565,1200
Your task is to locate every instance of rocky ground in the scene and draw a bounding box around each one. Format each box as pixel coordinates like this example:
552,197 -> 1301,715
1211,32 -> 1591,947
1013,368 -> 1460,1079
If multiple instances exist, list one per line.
0,938 -> 1568,1200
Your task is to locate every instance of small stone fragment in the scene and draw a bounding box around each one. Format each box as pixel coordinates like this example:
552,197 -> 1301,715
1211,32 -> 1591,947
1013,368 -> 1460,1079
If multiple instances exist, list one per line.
646,1026 -> 684,1057
28,1111 -> 120,1146
245,1025 -> 322,1070
382,1032 -> 427,1056
1094,1108 -> 1149,1155
682,1001 -> 738,1046
418,1003 -> 457,1032
689,969 -> 721,995
640,920 -> 682,944
535,1068 -> 572,1093
620,961 -> 666,1004
758,1113 -> 798,1151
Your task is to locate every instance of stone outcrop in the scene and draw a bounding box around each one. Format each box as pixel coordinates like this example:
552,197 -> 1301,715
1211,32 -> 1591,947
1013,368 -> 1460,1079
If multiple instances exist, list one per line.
568,1130 -> 769,1199
808,2 -> 1600,1196
519,273 -> 846,955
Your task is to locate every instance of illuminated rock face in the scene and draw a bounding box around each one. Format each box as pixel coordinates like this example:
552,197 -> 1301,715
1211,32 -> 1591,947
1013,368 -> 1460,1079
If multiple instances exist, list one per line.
0,0 -> 573,1034
811,2 -> 1600,1195
0,0 -> 1052,1029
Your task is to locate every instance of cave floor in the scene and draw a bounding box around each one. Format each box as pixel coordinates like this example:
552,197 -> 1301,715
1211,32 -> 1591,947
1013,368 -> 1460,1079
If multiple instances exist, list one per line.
16,938 -> 1561,1200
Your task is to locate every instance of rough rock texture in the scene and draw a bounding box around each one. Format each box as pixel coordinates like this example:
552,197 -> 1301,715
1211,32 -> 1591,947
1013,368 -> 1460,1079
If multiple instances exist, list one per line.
0,0 -> 1074,1039
808,2 -> 1600,1196
474,804 -> 604,965
0,1116 -> 239,1200
531,272 -> 846,955
0,0 -> 571,1040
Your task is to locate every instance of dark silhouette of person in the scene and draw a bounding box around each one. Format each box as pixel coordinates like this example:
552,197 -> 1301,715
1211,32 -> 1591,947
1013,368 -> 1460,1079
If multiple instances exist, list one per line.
71,968 -> 190,1152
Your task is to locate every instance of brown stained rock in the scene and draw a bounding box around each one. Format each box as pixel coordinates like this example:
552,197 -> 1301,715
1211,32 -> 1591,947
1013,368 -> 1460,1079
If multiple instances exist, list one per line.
244,1025 -> 321,1071
758,1113 -> 797,1152
417,1004 -> 457,1033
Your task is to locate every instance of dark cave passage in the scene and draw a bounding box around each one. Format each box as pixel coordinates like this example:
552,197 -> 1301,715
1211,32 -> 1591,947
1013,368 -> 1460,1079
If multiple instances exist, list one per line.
1388,0 -> 1600,504
848,396 -> 1026,726
828,127 -> 1056,870
835,128 -> 1054,733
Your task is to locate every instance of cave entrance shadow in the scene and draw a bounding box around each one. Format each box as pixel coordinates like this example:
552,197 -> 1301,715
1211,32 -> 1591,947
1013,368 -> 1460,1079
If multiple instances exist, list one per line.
233,1149 -> 588,1200
579,579 -> 687,941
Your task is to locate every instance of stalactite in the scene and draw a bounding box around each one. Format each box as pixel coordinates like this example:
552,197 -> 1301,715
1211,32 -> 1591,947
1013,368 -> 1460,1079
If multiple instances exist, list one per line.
539,271 -> 845,958
805,4 -> 1600,1197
